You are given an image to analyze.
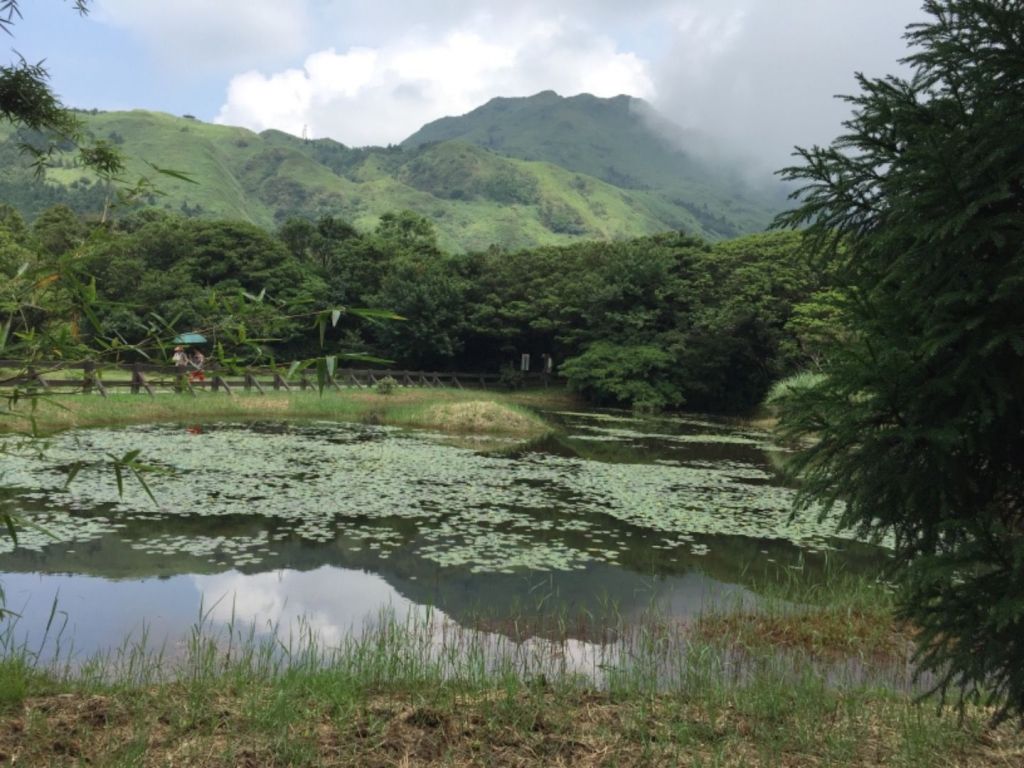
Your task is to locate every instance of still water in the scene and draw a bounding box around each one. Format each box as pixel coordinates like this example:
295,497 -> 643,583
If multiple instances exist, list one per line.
0,410 -> 888,657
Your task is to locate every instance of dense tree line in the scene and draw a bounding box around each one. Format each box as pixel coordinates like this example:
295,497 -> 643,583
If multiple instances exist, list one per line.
1,201 -> 830,413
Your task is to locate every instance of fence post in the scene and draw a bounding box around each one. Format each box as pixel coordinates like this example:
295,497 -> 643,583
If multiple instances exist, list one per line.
175,363 -> 188,393
211,375 -> 232,395
246,371 -> 266,394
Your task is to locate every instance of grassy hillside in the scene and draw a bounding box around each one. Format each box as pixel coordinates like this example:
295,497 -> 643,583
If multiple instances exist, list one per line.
1,97 -> 781,250
404,91 -> 785,237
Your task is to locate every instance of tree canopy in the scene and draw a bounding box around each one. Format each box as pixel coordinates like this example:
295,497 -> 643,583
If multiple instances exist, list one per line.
1,203 -> 825,412
774,0 -> 1024,722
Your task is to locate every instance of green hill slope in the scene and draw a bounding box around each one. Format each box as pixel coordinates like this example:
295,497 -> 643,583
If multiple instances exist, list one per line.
403,91 -> 785,238
1,95 -> 783,250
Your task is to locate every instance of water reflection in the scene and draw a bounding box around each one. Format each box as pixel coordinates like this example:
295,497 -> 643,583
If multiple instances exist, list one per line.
194,567 -> 416,647
0,409 -> 891,657
0,564 -> 760,659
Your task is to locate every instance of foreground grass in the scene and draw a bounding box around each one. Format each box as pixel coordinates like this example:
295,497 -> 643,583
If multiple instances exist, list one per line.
0,388 -> 575,438
1,575 -> 1021,767
3,680 -> 1018,767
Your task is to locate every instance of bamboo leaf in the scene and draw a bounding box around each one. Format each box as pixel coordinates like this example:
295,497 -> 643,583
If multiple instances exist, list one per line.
315,357 -> 326,394
340,352 -> 394,365
63,461 -> 84,488
129,465 -> 158,506
347,308 -> 406,321
144,161 -> 198,184
3,514 -> 17,546
110,455 -> 124,497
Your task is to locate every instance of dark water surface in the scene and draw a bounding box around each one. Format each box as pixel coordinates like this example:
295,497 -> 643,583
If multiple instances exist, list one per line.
0,410 -> 889,657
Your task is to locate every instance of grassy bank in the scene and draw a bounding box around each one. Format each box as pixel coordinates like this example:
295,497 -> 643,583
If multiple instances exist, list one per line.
694,565 -> 914,660
1,574 -> 1020,767
0,388 -> 576,438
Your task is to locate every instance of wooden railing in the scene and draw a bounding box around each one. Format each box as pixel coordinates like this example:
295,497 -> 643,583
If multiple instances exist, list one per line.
0,360 -> 552,397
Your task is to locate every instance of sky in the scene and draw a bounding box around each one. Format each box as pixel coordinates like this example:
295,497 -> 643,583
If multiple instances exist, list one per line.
9,0 -> 928,170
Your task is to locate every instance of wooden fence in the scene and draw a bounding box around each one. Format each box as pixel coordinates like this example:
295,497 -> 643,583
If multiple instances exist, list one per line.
0,360 -> 551,397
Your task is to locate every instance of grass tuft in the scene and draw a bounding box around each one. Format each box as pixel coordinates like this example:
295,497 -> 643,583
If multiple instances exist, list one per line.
406,400 -> 547,435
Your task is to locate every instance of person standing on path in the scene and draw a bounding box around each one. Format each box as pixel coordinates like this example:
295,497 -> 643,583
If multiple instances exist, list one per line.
189,348 -> 206,383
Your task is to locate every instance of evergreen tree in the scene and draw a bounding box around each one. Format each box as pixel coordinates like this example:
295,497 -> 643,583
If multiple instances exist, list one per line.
774,0 -> 1024,722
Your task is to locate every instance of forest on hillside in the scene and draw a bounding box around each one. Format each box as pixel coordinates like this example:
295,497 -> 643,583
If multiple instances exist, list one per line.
1,203 -> 834,413
0,92 -> 783,252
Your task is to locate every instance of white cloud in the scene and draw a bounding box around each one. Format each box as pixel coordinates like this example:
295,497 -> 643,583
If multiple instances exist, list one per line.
88,0 -> 927,164
93,0 -> 311,71
189,567 -> 619,676
193,567 -> 414,646
649,0 -> 928,171
214,18 -> 655,145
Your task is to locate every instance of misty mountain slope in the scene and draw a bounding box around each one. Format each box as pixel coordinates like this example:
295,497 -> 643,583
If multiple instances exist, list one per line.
404,91 -> 703,188
1,98 -> 781,249
403,90 -> 784,237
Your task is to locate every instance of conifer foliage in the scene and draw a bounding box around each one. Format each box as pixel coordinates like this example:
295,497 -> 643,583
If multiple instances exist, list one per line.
774,0 -> 1024,722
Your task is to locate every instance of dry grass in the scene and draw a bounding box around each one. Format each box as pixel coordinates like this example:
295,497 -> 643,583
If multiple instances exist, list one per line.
411,401 -> 547,436
694,609 -> 917,661
1,686 -> 1020,767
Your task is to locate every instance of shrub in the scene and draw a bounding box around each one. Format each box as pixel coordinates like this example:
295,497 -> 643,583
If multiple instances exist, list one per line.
375,375 -> 398,395
560,342 -> 683,411
498,364 -> 524,390
764,372 -> 826,414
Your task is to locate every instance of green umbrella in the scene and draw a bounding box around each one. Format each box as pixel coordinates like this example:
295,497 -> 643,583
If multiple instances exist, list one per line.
172,333 -> 207,345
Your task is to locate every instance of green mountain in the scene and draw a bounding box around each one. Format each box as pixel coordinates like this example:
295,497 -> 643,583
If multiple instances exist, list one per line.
403,91 -> 784,236
0,93 -> 783,251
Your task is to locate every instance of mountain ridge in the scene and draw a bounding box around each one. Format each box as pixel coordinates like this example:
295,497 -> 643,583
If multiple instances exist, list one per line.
0,92 -> 784,250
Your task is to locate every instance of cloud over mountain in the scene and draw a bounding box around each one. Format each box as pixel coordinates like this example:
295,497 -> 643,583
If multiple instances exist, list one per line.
214,18 -> 654,147
91,0 -> 927,167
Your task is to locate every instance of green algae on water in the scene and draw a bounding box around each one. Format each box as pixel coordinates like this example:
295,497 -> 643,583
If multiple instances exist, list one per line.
0,416 -> 880,574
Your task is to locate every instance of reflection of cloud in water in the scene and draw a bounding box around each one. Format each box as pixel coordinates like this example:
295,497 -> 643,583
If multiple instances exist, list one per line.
192,566 -> 418,645
191,566 -> 615,679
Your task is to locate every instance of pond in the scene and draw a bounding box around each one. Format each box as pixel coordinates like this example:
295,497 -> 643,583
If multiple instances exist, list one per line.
0,409 -> 890,660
